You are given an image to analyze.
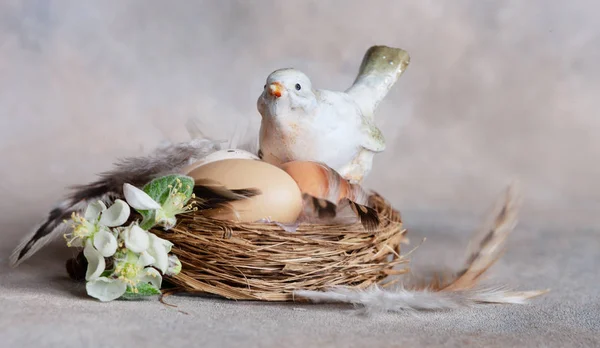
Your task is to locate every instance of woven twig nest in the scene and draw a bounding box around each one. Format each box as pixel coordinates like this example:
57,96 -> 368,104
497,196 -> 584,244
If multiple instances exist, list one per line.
151,193 -> 408,301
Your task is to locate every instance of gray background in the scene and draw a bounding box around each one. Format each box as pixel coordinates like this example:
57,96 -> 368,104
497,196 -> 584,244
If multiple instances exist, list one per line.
1,1 -> 599,347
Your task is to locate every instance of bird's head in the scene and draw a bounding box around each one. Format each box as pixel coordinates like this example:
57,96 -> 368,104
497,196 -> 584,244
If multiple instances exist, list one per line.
257,68 -> 318,118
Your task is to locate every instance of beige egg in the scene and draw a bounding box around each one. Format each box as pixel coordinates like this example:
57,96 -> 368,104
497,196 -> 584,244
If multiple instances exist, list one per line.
186,159 -> 303,223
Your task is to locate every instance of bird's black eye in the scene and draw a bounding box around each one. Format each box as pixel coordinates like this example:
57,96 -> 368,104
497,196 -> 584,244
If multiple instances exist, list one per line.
263,84 -> 266,89
295,83 -> 301,91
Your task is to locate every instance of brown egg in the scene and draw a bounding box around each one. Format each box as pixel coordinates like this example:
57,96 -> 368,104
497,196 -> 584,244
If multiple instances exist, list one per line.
186,159 -> 303,223
280,161 -> 351,203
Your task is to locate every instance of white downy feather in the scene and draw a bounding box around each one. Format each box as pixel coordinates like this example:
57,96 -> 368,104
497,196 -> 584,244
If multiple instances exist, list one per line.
294,285 -> 546,313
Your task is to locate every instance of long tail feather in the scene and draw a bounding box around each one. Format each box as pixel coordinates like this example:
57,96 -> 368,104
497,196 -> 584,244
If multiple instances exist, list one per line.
443,182 -> 522,291
294,183 -> 549,311
10,139 -> 220,267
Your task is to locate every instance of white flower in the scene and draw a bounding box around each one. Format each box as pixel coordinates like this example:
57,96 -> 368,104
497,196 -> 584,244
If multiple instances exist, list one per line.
84,239 -> 105,281
84,201 -> 107,221
121,224 -> 150,253
123,183 -> 161,211
166,255 -> 182,276
69,192 -> 184,302
67,200 -> 128,284
85,251 -> 163,302
99,200 -> 131,227
64,199 -> 130,248
139,267 -> 162,290
86,277 -> 128,302
138,251 -> 155,267
146,233 -> 174,273
92,228 -> 118,257
123,181 -> 194,230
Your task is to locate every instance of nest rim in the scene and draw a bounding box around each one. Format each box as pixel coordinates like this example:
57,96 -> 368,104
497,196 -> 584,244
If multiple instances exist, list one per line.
151,192 -> 408,302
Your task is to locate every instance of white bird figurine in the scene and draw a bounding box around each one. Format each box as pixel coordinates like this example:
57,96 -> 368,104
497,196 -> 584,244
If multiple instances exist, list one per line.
257,45 -> 410,183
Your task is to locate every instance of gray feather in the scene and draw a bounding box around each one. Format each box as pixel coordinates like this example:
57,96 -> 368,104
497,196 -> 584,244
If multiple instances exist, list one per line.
10,139 -> 220,267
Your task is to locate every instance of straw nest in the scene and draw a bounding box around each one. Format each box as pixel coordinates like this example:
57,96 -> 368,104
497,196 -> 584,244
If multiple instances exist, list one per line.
150,193 -> 408,301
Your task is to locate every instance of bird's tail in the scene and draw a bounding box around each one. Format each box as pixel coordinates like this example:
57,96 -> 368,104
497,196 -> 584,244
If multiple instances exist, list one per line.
10,139 -> 220,267
294,183 -> 549,311
346,45 -> 410,118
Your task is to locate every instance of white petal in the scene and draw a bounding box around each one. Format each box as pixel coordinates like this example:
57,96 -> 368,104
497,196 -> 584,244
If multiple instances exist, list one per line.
137,251 -> 155,267
147,234 -> 170,273
166,255 -> 182,276
122,225 -> 150,253
123,183 -> 161,210
84,201 -> 107,221
159,216 -> 177,230
99,199 -> 130,227
93,228 -> 118,257
150,249 -> 168,274
152,233 -> 174,253
84,239 -> 105,281
139,267 -> 163,289
86,277 -> 127,302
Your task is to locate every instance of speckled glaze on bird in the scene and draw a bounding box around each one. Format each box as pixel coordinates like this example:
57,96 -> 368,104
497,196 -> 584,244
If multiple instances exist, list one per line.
257,45 -> 410,183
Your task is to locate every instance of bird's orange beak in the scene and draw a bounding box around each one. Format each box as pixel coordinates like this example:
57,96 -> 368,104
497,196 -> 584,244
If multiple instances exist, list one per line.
268,82 -> 283,98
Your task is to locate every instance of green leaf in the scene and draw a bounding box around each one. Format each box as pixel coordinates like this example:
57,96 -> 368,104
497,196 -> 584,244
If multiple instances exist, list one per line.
136,282 -> 161,295
122,283 -> 161,299
136,175 -> 195,227
100,269 -> 114,278
144,174 -> 194,205
139,216 -> 157,231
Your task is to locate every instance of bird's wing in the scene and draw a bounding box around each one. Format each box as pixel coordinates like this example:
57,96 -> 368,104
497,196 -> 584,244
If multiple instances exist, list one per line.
359,117 -> 386,152
314,90 -> 385,152
345,45 -> 410,119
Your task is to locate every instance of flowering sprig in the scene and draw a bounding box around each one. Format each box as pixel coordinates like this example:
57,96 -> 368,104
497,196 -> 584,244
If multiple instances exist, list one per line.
64,174 -> 195,302
123,175 -> 196,230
